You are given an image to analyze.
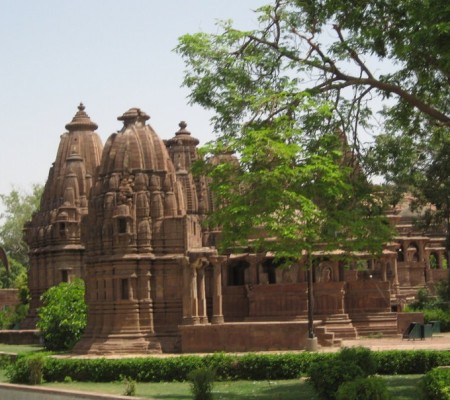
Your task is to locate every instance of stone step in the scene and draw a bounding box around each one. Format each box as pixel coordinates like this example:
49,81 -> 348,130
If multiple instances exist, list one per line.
351,312 -> 399,337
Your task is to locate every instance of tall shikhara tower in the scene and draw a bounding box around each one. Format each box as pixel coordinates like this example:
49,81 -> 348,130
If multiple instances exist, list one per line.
23,104 -> 103,328
73,108 -> 210,354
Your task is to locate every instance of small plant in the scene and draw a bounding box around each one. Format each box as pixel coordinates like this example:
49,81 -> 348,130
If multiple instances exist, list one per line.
421,367 -> 450,400
27,354 -> 45,385
336,376 -> 391,400
122,376 -> 137,396
64,376 -> 73,383
188,367 -> 216,400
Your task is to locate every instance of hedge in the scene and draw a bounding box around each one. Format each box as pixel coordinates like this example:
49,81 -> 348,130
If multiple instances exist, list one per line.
5,349 -> 450,384
421,367 -> 450,400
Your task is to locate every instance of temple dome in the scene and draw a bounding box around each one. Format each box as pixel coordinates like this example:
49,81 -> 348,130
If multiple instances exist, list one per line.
99,108 -> 174,174
86,108 -> 188,256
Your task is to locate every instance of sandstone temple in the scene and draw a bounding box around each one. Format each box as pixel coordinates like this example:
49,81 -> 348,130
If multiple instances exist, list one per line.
22,104 -> 449,353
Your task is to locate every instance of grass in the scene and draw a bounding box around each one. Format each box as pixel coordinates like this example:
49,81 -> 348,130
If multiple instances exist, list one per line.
384,374 -> 424,400
42,379 -> 313,399
35,375 -> 423,399
0,343 -> 43,354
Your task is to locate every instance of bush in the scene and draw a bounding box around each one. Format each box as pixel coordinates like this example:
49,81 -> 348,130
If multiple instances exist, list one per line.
336,376 -> 391,400
122,376 -> 137,396
338,347 -> 377,376
421,367 -> 450,400
374,350 -> 450,375
6,353 -> 47,385
6,349 -> 450,385
423,308 -> 450,332
188,367 -> 215,400
37,279 -> 87,351
308,359 -> 365,400
308,347 -> 377,400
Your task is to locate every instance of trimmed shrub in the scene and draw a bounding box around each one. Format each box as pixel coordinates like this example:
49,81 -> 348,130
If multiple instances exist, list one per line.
6,349 -> 450,385
6,353 -> 47,385
338,347 -> 377,376
336,376 -> 391,400
421,367 -> 450,400
308,359 -> 365,400
373,350 -> 450,375
188,367 -> 215,400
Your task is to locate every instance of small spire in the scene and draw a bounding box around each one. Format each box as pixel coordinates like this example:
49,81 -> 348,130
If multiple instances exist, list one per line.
118,108 -> 150,125
176,121 -> 191,136
65,102 -> 98,131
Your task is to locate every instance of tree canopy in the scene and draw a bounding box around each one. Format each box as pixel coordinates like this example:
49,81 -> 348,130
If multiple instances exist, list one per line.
176,0 -> 406,258
0,184 -> 43,267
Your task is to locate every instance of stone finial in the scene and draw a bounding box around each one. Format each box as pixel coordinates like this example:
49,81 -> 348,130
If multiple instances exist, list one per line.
118,108 -> 150,126
176,121 -> 191,136
65,102 -> 98,131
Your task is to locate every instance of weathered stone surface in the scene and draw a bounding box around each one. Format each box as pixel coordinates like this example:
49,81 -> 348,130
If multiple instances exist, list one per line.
23,104 -> 103,328
73,110 -> 210,354
23,105 -> 448,353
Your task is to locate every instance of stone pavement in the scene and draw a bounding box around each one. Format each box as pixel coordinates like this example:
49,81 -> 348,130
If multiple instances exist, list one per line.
323,332 -> 450,353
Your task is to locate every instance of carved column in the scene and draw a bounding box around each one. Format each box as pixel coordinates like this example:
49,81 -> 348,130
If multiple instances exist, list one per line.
381,259 -> 387,281
197,266 -> 208,324
392,257 -> 400,295
182,258 -> 200,325
210,256 -> 226,324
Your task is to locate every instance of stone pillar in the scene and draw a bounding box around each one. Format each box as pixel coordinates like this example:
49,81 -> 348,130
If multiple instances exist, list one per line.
381,259 -> 387,281
392,257 -> 400,295
210,256 -> 226,324
197,267 -> 208,324
246,254 -> 264,284
182,258 -> 200,325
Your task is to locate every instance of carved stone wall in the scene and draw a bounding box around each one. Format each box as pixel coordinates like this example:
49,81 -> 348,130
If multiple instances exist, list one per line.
23,104 -> 103,328
73,109 -> 208,354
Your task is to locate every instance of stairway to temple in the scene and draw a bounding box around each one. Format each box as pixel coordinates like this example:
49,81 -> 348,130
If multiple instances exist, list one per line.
315,325 -> 342,347
317,313 -> 357,342
350,312 -> 399,337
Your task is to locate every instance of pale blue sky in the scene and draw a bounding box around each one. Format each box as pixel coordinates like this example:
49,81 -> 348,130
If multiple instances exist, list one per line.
0,0 -> 263,197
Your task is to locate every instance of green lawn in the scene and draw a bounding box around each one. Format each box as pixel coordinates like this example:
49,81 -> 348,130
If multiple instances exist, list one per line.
0,343 -> 44,354
43,379 -> 315,399
37,375 -> 423,399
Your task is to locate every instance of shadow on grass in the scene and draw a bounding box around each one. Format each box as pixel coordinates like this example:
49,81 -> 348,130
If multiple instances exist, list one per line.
149,380 -> 316,400
383,374 -> 423,400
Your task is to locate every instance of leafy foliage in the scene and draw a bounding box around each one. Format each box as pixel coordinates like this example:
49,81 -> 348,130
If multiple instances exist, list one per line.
406,275 -> 450,332
188,367 -> 216,400
177,2 -> 393,260
37,279 -> 87,351
308,347 -> 377,399
421,367 -> 450,400
336,376 -> 391,400
6,350 -> 450,384
0,184 -> 43,266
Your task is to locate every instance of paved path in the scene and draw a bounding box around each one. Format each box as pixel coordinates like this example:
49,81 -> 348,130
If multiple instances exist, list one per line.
328,332 -> 450,352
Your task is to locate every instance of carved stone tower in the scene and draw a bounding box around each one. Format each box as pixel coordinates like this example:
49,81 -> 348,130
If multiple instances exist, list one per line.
73,108 -> 206,354
23,104 -> 103,327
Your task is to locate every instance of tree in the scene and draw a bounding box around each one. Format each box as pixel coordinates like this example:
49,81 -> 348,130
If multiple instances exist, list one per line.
37,279 -> 87,351
176,0 -> 449,219
177,0 -> 394,342
0,184 -> 43,266
176,1 -> 393,256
